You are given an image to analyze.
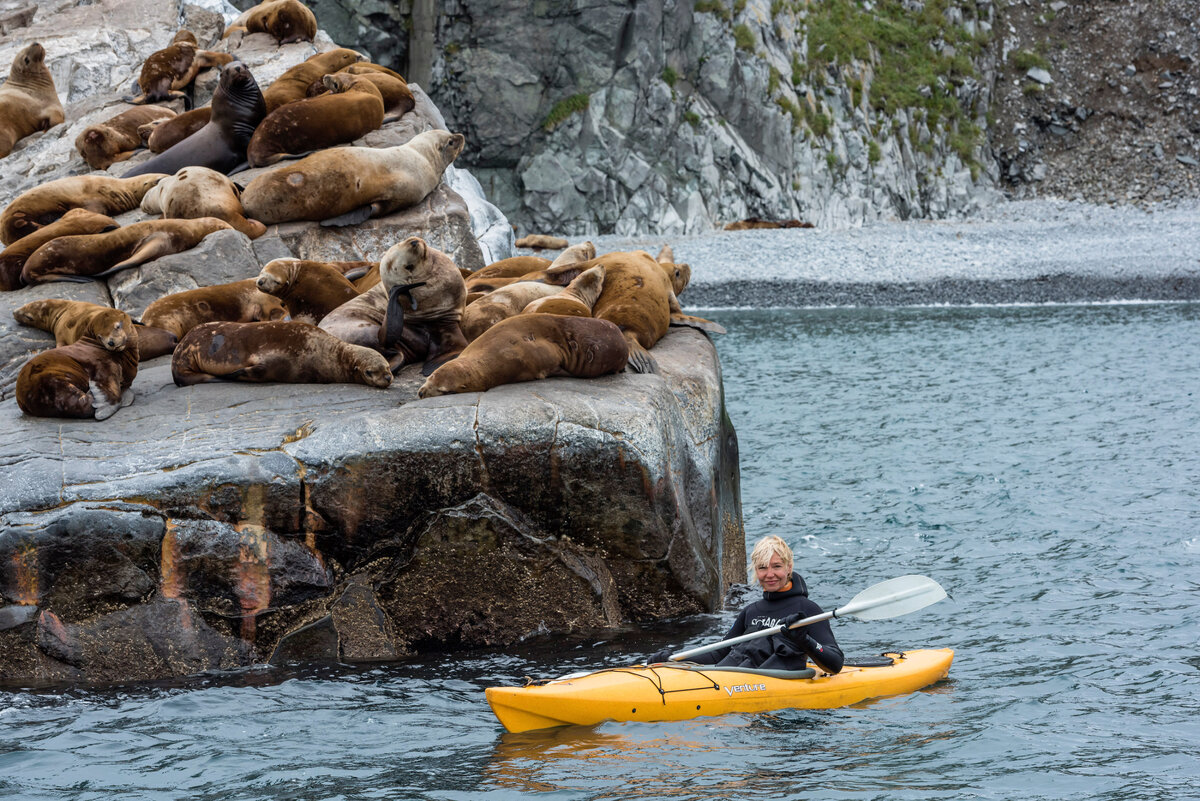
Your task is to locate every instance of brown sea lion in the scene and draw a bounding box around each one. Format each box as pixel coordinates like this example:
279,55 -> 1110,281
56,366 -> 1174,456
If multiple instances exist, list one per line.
13,298 -> 132,350
0,174 -> 166,246
141,279 -> 288,339
418,315 -> 628,398
140,107 -> 211,153
171,320 -> 391,388
466,241 -> 595,288
378,236 -> 468,373
224,0 -> 318,45
139,166 -> 266,239
240,129 -> 465,226
522,265 -> 606,317
317,283 -> 386,350
514,234 -> 569,250
304,65 -> 415,117
16,335 -> 139,420
254,259 -> 361,323
261,48 -> 364,113
248,73 -> 384,168
126,30 -> 234,106
123,60 -> 266,178
21,217 -> 233,284
0,209 -> 118,291
0,43 -> 64,160
460,280 -> 561,342
75,106 -> 177,170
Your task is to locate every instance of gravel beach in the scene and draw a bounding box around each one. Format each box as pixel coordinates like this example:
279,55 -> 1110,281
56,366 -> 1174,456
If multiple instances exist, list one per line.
578,199 -> 1200,308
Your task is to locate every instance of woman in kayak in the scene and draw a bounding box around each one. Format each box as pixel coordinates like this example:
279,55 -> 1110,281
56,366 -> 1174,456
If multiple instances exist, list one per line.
649,535 -> 844,674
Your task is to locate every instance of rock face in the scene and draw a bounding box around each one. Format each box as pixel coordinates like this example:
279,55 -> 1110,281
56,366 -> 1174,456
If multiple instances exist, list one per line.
0,0 -> 744,685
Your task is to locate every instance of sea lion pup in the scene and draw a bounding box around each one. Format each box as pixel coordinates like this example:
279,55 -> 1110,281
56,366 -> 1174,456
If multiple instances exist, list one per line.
126,30 -> 234,107
261,48 -> 364,113
171,320 -> 392,388
21,217 -> 233,284
123,60 -> 266,178
522,265 -> 606,317
254,258 -> 362,323
378,236 -> 468,373
0,43 -> 65,160
139,166 -> 266,239
75,106 -> 177,170
14,299 -> 133,350
460,281 -> 561,342
240,129 -> 465,226
304,64 -> 415,117
418,315 -> 629,398
141,279 -> 288,339
0,174 -> 166,246
248,73 -> 385,168
224,0 -> 318,45
16,333 -> 140,420
140,107 -> 211,153
0,209 -> 118,291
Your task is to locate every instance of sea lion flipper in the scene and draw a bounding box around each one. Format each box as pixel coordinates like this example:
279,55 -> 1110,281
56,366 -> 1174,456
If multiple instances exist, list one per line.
343,266 -> 370,281
320,206 -> 374,227
669,313 -> 726,335
420,351 -> 458,377
383,281 -> 426,348
626,340 -> 659,375
107,231 -> 175,274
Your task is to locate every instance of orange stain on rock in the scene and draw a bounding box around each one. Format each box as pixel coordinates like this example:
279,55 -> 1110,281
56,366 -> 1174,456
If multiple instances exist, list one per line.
11,545 -> 39,605
160,520 -> 182,599
235,484 -> 271,643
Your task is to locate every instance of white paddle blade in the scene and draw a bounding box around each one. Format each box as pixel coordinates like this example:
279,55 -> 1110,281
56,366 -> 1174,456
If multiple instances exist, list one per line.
836,574 -> 947,621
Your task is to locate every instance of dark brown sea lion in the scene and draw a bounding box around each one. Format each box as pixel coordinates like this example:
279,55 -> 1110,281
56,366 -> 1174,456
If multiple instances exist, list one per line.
126,30 -> 234,106
522,265 -> 606,317
317,283 -> 386,350
261,48 -> 364,113
141,279 -> 288,339
122,60 -> 266,178
377,236 -> 468,374
254,258 -> 362,323
240,129 -> 465,225
0,209 -> 118,291
724,218 -> 814,230
0,174 -> 166,246
418,314 -> 628,398
248,73 -> 384,168
140,107 -> 211,153
16,335 -> 139,420
21,217 -> 233,284
75,106 -> 177,170
171,320 -> 391,387
139,166 -> 266,239
0,43 -> 64,159
224,0 -> 318,45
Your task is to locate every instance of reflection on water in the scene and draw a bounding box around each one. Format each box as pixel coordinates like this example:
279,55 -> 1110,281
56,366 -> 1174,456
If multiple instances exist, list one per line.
3,303 -> 1200,800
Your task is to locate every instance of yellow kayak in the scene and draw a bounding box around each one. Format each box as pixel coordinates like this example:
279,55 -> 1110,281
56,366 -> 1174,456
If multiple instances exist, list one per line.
486,648 -> 953,733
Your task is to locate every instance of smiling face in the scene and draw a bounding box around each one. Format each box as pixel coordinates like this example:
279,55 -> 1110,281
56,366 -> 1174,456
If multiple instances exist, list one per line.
754,550 -> 792,593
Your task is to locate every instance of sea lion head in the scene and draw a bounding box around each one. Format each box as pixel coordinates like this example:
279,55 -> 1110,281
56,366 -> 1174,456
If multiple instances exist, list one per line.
417,360 -> 474,398
12,43 -> 47,77
92,308 -> 134,352
172,29 -> 198,45
380,236 -> 429,282
349,345 -> 393,388
441,131 -> 466,168
255,259 -> 298,296
663,261 -> 691,295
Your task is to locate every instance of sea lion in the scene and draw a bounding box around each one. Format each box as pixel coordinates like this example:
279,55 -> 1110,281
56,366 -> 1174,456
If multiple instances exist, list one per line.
514,234 -> 569,250
140,166 -> 266,239
13,298 -> 132,350
318,283 -> 386,350
140,107 -> 211,153
0,174 -> 166,246
123,60 -> 266,178
522,265 -> 606,317
75,106 -> 177,170
16,335 -> 139,420
0,209 -> 118,291
171,320 -> 391,387
304,64 -> 415,117
0,43 -> 64,159
126,30 -> 234,107
254,258 -> 361,323
141,279 -> 288,339
21,217 -> 233,284
418,314 -> 628,398
466,241 -> 595,287
460,280 -> 561,341
248,73 -> 385,168
224,0 -> 318,45
261,48 -> 364,113
240,129 -> 465,225
377,236 -> 468,373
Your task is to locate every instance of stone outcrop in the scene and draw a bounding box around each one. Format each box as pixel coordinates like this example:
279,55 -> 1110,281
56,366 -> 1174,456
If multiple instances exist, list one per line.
0,0 -> 745,685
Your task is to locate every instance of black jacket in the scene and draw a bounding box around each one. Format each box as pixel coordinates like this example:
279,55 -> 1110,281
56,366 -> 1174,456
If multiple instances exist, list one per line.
692,571 -> 844,674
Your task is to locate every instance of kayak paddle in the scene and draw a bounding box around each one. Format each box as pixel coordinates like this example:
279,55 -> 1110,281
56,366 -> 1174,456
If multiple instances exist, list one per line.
667,574 -> 948,662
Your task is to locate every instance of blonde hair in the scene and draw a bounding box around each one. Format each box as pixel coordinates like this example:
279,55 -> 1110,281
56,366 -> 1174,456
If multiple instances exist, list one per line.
750,536 -> 793,571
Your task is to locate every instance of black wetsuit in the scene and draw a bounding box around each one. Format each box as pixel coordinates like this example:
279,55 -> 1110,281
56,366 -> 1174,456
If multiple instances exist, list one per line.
691,571 -> 844,674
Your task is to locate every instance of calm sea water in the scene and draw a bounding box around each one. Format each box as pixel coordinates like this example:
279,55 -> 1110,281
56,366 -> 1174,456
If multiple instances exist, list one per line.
4,303 -> 1200,800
